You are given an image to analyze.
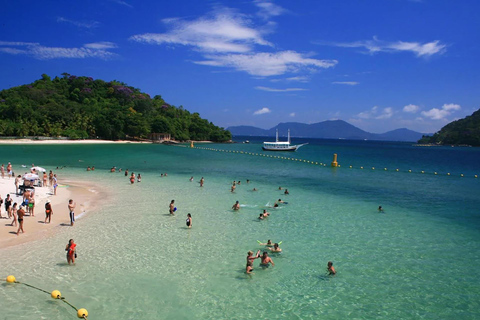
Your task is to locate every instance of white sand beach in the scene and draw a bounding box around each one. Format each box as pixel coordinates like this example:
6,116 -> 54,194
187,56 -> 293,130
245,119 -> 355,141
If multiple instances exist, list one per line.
0,139 -> 151,145
0,173 -> 102,249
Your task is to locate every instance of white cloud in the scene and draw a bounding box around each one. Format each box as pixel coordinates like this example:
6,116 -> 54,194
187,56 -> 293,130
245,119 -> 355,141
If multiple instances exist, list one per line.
253,107 -> 271,115
421,103 -> 461,120
195,51 -> 337,76
131,7 -> 336,77
289,112 -> 296,117
0,41 -> 117,60
255,86 -> 307,92
254,1 -> 286,19
130,8 -> 272,54
110,0 -> 132,7
57,17 -> 99,29
403,104 -> 420,113
326,36 -> 446,57
332,81 -> 359,85
357,106 -> 394,119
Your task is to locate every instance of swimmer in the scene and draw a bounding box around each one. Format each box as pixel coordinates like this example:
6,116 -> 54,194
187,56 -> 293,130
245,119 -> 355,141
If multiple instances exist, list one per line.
87,166 -> 91,171
268,243 -> 282,253
258,213 -> 264,220
260,251 -> 274,267
137,173 -> 141,182
247,250 -> 261,264
284,189 -> 289,195
199,177 -> 204,187
327,261 -> 336,275
169,200 -> 175,215
378,206 -> 384,212
246,179 -> 250,183
190,176 -> 194,182
278,186 -> 282,190
186,213 -> 192,228
252,188 -> 257,191
258,240 -> 273,246
232,201 -> 240,211
231,184 -> 236,193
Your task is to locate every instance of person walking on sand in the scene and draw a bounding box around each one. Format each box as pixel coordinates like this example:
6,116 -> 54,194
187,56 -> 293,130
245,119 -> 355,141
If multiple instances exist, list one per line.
5,194 -> 12,218
43,172 -> 47,187
0,195 -> 3,218
45,200 -> 53,223
28,190 -> 35,217
65,239 -> 76,265
68,199 -> 76,226
15,175 -> 21,195
10,202 -> 18,227
7,162 -> 12,179
48,170 -> 53,186
16,205 -> 25,235
169,200 -> 175,215
1,164 -> 4,179
53,174 -> 58,195
186,213 -> 192,228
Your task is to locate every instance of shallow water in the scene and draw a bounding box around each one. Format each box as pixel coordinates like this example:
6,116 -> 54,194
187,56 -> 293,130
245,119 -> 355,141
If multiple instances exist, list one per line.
0,140 -> 479,319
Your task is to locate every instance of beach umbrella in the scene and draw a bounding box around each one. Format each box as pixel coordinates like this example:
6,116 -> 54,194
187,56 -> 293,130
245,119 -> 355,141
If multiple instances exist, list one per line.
32,166 -> 46,172
23,173 -> 39,180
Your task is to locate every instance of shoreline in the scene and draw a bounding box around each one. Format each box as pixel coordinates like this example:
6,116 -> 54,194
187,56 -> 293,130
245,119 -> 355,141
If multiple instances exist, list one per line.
0,139 -> 151,145
0,177 -> 105,250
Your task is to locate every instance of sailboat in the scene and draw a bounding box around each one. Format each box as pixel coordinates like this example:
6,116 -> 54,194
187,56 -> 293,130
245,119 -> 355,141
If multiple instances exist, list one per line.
262,130 -> 307,151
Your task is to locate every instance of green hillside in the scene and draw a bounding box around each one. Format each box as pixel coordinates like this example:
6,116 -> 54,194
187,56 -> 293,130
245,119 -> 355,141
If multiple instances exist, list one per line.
0,73 -> 231,141
418,109 -> 480,146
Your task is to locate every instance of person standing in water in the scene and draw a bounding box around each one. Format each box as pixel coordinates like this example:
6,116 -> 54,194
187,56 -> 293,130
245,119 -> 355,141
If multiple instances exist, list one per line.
68,199 -> 76,226
327,261 -> 336,275
260,251 -> 275,267
45,200 -> 53,224
232,201 -> 240,211
65,239 -> 76,265
199,177 -> 204,187
169,200 -> 175,215
186,213 -> 192,228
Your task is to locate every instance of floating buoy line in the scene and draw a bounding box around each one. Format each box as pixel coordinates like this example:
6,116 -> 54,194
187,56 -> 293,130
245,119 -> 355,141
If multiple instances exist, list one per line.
175,144 -> 478,179
4,275 -> 88,319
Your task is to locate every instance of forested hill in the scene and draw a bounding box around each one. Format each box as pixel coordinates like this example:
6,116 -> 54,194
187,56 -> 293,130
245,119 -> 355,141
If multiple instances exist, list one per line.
0,74 -> 231,141
418,108 -> 480,146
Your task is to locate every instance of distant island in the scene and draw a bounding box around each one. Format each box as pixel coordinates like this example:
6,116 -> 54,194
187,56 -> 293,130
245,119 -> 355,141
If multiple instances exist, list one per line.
0,74 -> 231,142
228,121 -> 430,142
418,109 -> 480,146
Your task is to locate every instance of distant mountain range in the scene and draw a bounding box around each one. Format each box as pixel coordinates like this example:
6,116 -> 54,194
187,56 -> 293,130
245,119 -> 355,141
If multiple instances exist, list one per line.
227,120 -> 430,142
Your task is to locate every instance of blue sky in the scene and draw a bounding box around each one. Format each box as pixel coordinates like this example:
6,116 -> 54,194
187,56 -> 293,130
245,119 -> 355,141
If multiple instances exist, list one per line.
1,0 -> 478,133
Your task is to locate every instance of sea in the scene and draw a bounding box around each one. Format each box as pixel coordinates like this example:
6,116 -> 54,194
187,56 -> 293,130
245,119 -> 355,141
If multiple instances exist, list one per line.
0,137 -> 479,319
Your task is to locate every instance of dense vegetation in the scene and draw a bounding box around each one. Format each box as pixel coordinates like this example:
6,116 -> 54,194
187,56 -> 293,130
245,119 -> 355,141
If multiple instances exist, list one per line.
418,109 -> 480,146
0,74 -> 231,141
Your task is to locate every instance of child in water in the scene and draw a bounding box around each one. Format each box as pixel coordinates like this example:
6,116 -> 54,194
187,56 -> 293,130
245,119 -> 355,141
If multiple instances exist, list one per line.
327,261 -> 336,275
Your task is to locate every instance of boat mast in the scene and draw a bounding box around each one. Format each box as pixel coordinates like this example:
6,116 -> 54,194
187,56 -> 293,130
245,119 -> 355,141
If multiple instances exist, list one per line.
276,129 -> 278,142
288,129 -> 290,143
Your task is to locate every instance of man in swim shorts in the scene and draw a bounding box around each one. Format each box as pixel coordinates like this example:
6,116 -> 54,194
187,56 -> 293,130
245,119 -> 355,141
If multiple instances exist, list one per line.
232,201 -> 240,211
260,251 -> 274,267
169,200 -> 175,215
68,199 -> 76,226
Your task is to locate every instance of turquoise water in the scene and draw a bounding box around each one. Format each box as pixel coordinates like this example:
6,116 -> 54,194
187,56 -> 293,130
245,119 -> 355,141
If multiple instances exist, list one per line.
1,140 -> 479,319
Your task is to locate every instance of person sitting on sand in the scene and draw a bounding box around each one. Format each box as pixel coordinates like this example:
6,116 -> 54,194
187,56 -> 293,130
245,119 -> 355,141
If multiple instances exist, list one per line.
268,243 -> 282,253
232,201 -> 240,211
260,252 -> 274,267
327,261 -> 336,275
65,239 -> 76,265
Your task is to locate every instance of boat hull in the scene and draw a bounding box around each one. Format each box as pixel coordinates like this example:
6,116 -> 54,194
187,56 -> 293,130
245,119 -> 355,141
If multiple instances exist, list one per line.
262,146 -> 299,151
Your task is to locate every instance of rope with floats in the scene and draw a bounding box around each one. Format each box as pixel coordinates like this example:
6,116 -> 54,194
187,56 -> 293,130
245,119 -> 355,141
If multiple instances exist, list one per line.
4,275 -> 89,319
179,145 -> 478,179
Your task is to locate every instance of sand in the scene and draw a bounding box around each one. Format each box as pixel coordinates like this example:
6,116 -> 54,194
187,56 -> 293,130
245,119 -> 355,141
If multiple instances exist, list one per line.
0,139 -> 150,145
0,175 -> 103,249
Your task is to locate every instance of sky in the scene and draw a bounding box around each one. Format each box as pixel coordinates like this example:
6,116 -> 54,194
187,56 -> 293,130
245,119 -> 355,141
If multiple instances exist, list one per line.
0,0 -> 479,134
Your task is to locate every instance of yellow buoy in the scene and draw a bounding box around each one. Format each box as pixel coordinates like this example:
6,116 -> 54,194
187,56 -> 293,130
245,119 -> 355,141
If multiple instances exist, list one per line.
384,168 -> 387,171
396,169 -> 399,172
447,173 -> 450,176
360,167 -> 363,169
331,153 -> 338,167
51,290 -> 61,299
475,175 -> 478,178
408,170 -> 412,173
349,165 -> 352,168
372,167 -> 375,170
6,275 -> 16,283
421,171 -> 424,174
77,308 -> 88,318
461,174 -> 464,177
435,172 -> 437,175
